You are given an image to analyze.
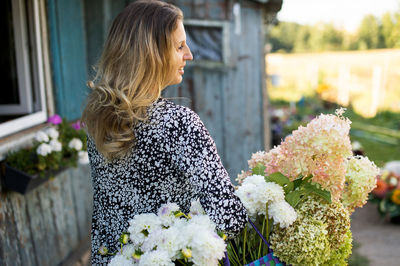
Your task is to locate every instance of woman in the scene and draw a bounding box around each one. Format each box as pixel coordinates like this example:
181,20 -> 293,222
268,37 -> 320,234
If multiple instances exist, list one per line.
81,1 -> 247,264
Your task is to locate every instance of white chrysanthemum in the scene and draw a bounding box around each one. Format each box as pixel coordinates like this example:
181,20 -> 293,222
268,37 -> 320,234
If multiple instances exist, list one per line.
128,213 -> 162,247
46,127 -> 59,139
268,201 -> 297,228
138,250 -> 173,266
49,139 -> 62,152
68,138 -> 83,151
78,151 -> 89,164
35,131 -> 49,143
108,254 -> 135,266
157,203 -> 180,226
36,143 -> 52,156
189,199 -> 205,216
190,231 -> 226,266
121,244 -> 136,259
235,175 -> 285,216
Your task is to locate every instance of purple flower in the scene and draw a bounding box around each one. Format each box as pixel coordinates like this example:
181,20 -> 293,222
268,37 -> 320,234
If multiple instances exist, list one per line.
47,114 -> 62,125
72,120 -> 81,130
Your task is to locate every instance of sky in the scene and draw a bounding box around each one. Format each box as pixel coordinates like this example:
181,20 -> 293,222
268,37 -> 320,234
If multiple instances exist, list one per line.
278,0 -> 400,32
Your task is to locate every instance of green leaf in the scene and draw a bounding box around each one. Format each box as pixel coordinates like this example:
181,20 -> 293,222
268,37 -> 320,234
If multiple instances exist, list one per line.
252,163 -> 266,176
265,172 -> 294,194
285,190 -> 306,208
303,183 -> 331,203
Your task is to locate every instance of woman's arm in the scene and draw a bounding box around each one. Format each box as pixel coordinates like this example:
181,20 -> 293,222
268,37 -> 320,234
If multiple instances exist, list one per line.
167,105 -> 247,236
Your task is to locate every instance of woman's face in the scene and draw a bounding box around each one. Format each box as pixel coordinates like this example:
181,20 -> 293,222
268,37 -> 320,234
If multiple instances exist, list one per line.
166,20 -> 193,86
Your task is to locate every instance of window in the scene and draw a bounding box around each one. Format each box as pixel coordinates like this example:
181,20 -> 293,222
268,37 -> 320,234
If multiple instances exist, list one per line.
0,0 -> 47,139
184,19 -> 230,68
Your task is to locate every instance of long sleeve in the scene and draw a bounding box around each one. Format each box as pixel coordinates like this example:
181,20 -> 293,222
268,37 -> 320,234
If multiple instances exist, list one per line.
166,106 -> 248,236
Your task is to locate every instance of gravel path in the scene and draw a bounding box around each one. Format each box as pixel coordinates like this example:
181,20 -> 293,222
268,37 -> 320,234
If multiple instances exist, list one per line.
351,202 -> 400,265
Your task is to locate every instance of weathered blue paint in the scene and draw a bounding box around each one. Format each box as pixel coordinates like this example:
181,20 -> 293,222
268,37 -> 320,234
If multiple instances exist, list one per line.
47,0 -> 89,120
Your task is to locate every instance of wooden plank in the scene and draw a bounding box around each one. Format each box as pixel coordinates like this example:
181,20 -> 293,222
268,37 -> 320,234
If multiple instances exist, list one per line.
69,165 -> 92,241
222,5 -> 264,181
25,186 -> 52,266
0,191 -> 22,266
60,170 -> 80,253
38,181 -> 61,263
9,193 -> 36,266
193,68 -> 225,160
49,170 -> 79,262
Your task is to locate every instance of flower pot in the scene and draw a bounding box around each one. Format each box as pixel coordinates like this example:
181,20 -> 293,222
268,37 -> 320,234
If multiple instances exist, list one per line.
2,164 -> 56,194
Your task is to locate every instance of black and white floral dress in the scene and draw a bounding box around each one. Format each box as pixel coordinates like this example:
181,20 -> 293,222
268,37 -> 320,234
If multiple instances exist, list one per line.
88,98 -> 247,265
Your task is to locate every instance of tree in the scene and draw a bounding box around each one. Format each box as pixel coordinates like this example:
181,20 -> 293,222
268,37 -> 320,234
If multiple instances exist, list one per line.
358,14 -> 383,49
268,21 -> 301,52
381,12 -> 400,48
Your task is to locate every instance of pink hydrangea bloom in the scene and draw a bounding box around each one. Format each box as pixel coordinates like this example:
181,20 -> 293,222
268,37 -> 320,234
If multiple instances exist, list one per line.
253,109 -> 353,201
47,114 -> 62,125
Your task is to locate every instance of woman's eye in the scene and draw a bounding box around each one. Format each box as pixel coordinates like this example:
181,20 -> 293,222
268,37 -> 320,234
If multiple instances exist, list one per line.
178,45 -> 184,50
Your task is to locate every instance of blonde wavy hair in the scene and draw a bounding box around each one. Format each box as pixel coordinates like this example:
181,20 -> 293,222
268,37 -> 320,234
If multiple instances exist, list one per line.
81,1 -> 183,161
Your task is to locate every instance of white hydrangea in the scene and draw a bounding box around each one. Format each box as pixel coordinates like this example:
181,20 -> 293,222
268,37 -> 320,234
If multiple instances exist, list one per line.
109,254 -> 135,266
36,143 -> 52,156
235,175 -> 285,216
78,151 -> 89,164
128,213 -> 162,247
49,139 -> 62,152
46,127 -> 59,139
189,199 -> 205,216
268,200 -> 297,228
68,138 -> 83,151
35,131 -> 49,143
157,203 -> 180,226
138,250 -> 173,266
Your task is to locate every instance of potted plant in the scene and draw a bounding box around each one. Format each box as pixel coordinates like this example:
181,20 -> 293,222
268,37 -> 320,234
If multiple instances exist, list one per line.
370,170 -> 400,224
1,115 -> 89,194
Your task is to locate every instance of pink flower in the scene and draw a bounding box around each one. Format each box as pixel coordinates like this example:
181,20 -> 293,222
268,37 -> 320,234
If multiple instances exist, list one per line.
47,114 -> 62,125
72,120 -> 81,130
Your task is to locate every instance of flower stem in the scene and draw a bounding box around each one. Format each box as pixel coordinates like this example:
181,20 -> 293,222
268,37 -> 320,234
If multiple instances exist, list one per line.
258,217 -> 265,258
243,224 -> 247,264
265,204 -> 270,242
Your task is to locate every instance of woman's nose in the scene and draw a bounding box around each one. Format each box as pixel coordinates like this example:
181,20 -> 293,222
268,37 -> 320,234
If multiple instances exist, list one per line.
184,47 -> 193,61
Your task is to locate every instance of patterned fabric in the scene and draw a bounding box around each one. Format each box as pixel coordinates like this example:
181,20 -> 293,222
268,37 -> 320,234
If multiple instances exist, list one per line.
88,98 -> 248,265
245,252 -> 285,266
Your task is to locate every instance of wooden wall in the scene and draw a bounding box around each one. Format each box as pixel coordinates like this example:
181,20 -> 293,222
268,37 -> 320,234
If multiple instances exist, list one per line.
163,1 -> 269,180
0,165 -> 93,266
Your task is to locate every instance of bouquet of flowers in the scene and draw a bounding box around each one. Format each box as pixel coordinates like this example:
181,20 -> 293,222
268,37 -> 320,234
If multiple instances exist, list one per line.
231,108 -> 379,265
370,170 -> 400,223
104,201 -> 227,266
5,114 -> 88,177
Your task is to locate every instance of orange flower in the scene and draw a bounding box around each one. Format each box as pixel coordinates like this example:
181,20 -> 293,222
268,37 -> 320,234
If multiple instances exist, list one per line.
391,189 -> 400,205
373,179 -> 388,198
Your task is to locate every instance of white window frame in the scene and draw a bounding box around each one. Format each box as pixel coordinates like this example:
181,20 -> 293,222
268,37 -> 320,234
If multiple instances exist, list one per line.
0,0 -> 48,139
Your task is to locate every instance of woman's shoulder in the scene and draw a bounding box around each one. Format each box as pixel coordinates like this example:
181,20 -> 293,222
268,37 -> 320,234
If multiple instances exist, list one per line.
149,98 -> 201,125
